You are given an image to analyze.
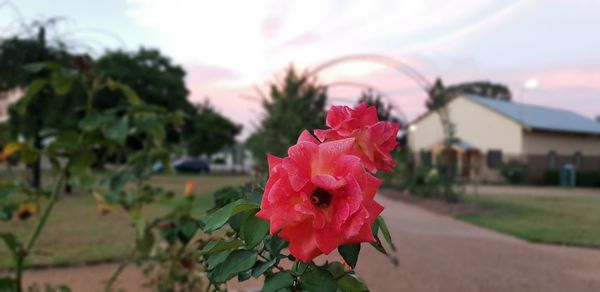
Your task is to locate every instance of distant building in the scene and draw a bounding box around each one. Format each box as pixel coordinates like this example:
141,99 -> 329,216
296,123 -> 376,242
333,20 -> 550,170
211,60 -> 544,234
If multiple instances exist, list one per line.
209,144 -> 255,173
408,95 -> 600,183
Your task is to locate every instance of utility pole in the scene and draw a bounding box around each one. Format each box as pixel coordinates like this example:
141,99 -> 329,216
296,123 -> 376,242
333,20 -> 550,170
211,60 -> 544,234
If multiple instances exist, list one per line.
30,26 -> 47,189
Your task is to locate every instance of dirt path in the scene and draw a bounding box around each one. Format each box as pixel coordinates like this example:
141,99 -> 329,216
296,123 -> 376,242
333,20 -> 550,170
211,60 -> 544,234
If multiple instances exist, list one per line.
22,195 -> 600,292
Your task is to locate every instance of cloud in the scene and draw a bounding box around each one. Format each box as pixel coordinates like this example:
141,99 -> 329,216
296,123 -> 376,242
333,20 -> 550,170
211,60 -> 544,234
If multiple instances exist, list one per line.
533,68 -> 600,89
124,0 -> 600,137
185,63 -> 238,87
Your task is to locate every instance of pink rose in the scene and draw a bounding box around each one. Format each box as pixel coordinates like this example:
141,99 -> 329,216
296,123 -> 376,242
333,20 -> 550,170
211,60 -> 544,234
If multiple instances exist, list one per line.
315,103 -> 400,173
256,131 -> 384,262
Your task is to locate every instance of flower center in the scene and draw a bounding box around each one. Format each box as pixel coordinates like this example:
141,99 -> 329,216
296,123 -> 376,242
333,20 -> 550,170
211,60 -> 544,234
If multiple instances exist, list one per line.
310,188 -> 332,208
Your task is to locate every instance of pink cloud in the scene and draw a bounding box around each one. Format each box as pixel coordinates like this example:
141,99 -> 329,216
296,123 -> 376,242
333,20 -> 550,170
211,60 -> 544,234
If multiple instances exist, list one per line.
282,32 -> 321,47
184,63 -> 238,87
533,68 -> 600,89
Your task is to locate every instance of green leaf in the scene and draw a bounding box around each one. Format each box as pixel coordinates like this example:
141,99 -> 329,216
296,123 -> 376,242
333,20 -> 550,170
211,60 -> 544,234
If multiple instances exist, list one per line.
0,277 -> 17,292
263,271 -> 294,292
135,116 -> 165,143
377,216 -> 395,250
206,251 -> 230,270
371,216 -> 380,236
209,250 -> 257,283
338,243 -> 361,269
104,117 -> 129,144
69,151 -> 96,174
300,268 -> 336,292
324,262 -> 346,279
109,81 -> 142,106
0,233 -> 20,253
203,199 -> 259,232
50,71 -> 74,95
292,261 -> 310,276
180,220 -> 198,239
336,274 -> 369,292
137,231 -> 155,257
0,184 -> 17,200
265,233 -> 288,257
201,239 -> 243,255
251,258 -> 276,278
238,269 -> 252,282
79,113 -> 108,132
241,212 -> 269,249
18,78 -> 48,114
0,205 -> 15,221
1,143 -> 38,164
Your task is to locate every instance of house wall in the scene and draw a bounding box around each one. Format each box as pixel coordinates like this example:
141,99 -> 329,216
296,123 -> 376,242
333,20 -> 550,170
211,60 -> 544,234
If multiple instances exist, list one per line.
409,96 -> 525,183
409,96 -> 524,154
522,131 -> 600,155
522,131 -> 600,182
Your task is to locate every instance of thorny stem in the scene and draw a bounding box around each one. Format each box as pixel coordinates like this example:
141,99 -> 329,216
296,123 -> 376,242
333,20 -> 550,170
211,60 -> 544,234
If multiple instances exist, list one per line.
104,247 -> 136,292
257,252 -> 285,272
15,173 -> 66,292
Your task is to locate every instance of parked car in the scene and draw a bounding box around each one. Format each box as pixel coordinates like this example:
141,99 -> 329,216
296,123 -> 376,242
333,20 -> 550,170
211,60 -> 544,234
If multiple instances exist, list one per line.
173,158 -> 211,173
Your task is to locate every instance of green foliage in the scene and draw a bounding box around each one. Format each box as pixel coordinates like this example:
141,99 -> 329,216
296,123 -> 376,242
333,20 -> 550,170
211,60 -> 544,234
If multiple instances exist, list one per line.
0,59 -> 393,292
0,60 -> 183,291
246,66 -> 327,167
190,184 -> 396,291
544,170 -> 600,187
338,244 -> 360,269
94,48 -> 193,115
299,268 -> 336,291
445,81 -> 512,101
0,124 -> 11,147
184,100 -> 241,156
263,271 -> 294,292
500,160 -> 527,184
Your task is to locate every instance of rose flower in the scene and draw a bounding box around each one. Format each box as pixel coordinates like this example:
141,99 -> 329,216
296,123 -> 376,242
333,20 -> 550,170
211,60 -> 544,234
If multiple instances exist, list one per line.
314,102 -> 400,173
256,131 -> 384,262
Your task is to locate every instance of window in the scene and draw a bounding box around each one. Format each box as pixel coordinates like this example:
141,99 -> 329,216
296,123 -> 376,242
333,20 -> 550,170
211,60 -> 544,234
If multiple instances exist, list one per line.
548,151 -> 557,169
420,150 -> 432,166
574,151 -> 583,168
486,150 -> 503,168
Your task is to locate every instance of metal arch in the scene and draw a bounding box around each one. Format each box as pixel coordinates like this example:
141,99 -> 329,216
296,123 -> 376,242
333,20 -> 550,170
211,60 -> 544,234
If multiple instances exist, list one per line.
310,53 -> 432,92
324,80 -> 408,123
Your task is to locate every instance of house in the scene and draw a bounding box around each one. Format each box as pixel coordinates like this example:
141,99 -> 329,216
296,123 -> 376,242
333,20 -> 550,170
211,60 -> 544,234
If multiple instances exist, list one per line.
407,94 -> 600,183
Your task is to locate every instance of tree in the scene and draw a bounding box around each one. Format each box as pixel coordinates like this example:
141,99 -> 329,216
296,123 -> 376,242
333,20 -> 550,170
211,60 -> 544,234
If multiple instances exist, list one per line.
445,81 -> 512,101
425,78 -> 458,202
185,100 -> 241,156
0,25 -> 80,188
357,88 -> 398,122
95,48 -> 194,143
246,66 -> 327,165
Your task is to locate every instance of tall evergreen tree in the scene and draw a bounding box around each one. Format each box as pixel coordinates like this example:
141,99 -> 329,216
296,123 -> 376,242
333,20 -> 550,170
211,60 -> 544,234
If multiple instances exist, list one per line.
246,66 -> 327,166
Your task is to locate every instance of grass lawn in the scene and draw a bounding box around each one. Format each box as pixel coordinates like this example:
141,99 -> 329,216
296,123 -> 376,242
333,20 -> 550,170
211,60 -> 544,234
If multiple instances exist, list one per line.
458,194 -> 600,248
0,174 -> 249,268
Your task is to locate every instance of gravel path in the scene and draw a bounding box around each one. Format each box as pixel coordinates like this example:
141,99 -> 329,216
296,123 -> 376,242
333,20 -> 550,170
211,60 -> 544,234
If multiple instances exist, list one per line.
22,195 -> 600,292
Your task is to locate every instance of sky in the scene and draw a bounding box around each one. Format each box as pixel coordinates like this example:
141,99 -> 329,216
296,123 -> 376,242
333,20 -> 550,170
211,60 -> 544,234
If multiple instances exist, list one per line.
1,0 -> 599,138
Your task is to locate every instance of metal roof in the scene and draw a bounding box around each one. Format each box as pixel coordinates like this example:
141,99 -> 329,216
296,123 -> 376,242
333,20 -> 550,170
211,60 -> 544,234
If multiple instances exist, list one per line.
464,94 -> 600,135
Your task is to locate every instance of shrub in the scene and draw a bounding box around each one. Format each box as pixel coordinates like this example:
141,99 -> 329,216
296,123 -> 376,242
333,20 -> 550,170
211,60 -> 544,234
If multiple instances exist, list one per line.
543,170 -> 559,185
577,171 -> 600,187
543,170 -> 600,187
500,160 -> 526,184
